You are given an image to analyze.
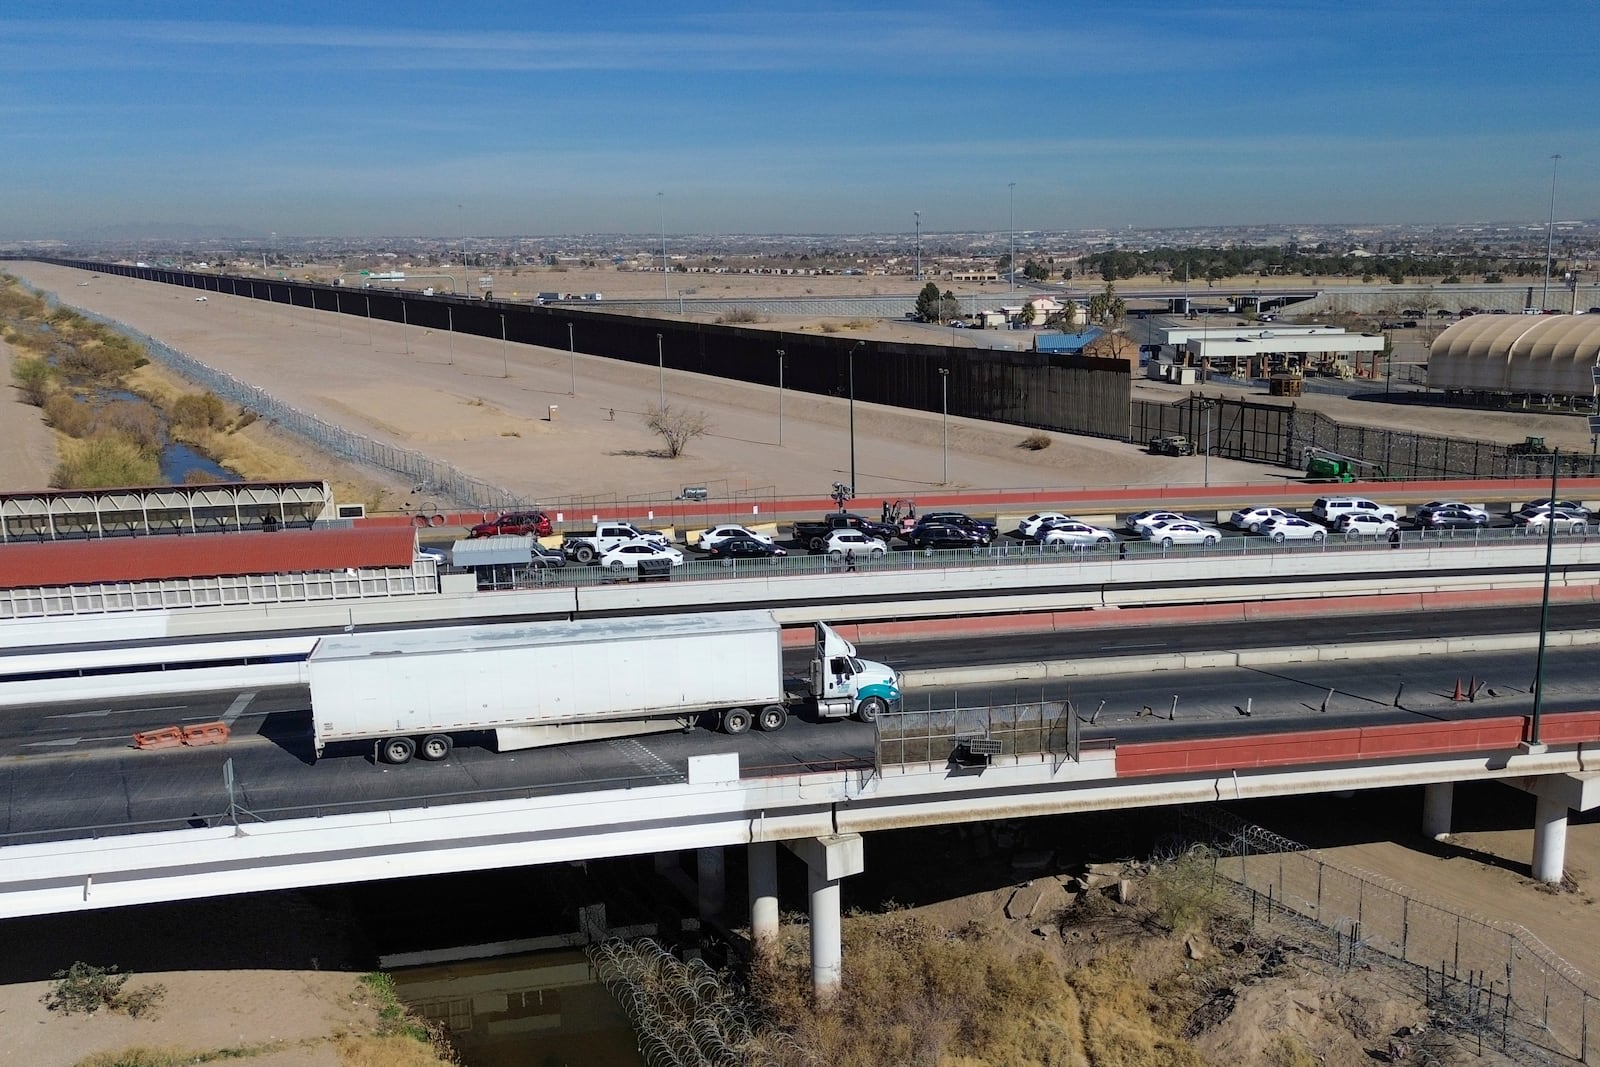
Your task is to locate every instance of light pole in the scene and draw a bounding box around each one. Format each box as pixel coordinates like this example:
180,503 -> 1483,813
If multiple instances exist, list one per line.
776,347 -> 785,446
656,333 -> 665,409
1531,448 -> 1560,745
1542,154 -> 1561,311
849,341 -> 863,494
914,211 -> 921,281
568,321 -> 576,396
658,192 -> 668,299
1008,182 -> 1016,288
939,367 -> 950,484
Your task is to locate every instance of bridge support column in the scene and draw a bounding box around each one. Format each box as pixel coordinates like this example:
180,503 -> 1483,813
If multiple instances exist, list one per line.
697,846 -> 726,920
748,841 -> 779,956
1533,794 -> 1569,885
785,833 -> 865,1000
1501,773 -> 1600,885
1422,782 -> 1454,840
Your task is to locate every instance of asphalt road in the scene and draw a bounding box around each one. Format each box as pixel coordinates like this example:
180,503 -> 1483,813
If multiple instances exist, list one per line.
0,620 -> 1588,844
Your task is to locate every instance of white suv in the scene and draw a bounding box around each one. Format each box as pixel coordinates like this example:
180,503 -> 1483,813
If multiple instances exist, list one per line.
824,530 -> 887,560
1338,512 -> 1400,538
1312,496 -> 1397,525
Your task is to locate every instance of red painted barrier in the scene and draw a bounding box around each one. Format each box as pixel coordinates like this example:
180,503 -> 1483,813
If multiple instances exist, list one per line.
1115,716 -> 1536,778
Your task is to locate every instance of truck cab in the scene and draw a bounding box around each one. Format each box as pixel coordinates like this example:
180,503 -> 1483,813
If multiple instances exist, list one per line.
810,622 -> 901,722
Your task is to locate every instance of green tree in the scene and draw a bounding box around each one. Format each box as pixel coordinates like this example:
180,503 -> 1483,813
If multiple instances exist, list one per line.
1087,283 -> 1126,326
1022,259 -> 1049,282
938,290 -> 962,322
913,281 -> 944,323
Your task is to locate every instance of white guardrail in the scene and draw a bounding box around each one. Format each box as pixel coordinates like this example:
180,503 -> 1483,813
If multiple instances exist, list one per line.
0,540 -> 1595,706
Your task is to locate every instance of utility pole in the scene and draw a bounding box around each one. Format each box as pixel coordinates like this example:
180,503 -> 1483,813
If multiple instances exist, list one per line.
1008,182 -> 1016,288
1542,154 -> 1561,311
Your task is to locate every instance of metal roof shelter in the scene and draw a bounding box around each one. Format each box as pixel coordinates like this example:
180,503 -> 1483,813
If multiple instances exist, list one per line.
1428,314 -> 1600,395
0,480 -> 333,542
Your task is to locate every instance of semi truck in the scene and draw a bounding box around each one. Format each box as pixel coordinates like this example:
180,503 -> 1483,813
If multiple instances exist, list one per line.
305,610 -> 902,764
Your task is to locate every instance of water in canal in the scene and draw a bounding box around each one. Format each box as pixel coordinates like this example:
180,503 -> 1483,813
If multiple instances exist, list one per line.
394,949 -> 644,1067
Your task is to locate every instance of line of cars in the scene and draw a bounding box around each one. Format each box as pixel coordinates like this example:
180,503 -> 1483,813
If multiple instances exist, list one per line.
450,493 -> 1594,578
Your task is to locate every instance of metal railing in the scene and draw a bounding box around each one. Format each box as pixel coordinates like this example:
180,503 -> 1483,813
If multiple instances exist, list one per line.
874,697 -> 1081,771
1181,806 -> 1595,1064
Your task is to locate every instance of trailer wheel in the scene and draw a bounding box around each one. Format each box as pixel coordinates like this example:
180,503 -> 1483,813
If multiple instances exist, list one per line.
381,736 -> 416,764
757,705 -> 788,732
855,696 -> 887,724
721,707 -> 753,735
418,733 -> 453,761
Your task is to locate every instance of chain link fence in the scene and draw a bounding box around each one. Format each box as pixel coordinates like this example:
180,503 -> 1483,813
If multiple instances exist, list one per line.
1180,806 -> 1594,1064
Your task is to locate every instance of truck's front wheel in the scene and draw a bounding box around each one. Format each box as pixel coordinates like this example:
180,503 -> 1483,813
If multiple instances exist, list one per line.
721,707 -> 752,734
381,736 -> 416,764
757,704 -> 788,731
855,696 -> 887,724
574,545 -> 596,564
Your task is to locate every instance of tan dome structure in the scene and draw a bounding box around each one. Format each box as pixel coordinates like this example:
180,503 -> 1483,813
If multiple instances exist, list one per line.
1428,315 -> 1600,396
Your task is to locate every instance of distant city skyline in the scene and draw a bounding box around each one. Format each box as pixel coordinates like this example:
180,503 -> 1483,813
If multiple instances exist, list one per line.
3,1 -> 1596,240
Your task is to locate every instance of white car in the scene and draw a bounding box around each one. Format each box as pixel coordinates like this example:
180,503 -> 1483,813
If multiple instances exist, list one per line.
823,530 -> 887,559
1038,521 -> 1117,548
599,539 -> 685,571
697,524 -> 774,551
1141,520 -> 1221,547
1124,510 -> 1188,533
1229,505 -> 1294,532
1338,512 -> 1400,538
1259,515 -> 1327,543
1018,512 -> 1076,539
1518,509 -> 1589,534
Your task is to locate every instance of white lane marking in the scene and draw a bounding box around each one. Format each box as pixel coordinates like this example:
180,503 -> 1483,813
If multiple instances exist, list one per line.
1347,628 -> 1413,636
24,735 -> 129,747
1099,642 -> 1167,650
220,691 -> 257,725
47,704 -> 186,720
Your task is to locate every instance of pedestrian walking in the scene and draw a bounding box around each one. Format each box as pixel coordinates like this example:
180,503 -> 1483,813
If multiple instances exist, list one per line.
845,548 -> 857,572
1388,528 -> 1401,549
1118,541 -> 1127,561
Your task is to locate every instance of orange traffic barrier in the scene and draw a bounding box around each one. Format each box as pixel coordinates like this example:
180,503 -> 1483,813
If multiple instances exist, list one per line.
133,726 -> 185,751
181,721 -> 231,747
1451,678 -> 1464,702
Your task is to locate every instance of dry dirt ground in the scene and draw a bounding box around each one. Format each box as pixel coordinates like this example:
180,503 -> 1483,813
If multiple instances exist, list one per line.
0,334 -> 58,489
5,262 -> 1600,1065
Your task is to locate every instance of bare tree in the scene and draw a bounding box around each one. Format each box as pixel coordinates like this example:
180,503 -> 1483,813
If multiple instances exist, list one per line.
645,405 -> 711,458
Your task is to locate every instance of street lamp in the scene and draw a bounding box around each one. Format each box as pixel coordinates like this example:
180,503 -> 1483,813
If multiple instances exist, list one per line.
658,192 -> 668,299
1008,182 -> 1016,288
914,211 -> 921,282
1542,154 -> 1561,312
656,333 -> 665,408
939,367 -> 950,484
776,347 -> 785,447
849,341 -> 863,495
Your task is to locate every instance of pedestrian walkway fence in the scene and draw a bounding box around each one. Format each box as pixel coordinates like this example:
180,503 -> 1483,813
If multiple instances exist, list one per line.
874,698 -> 1082,772
1180,806 -> 1596,1064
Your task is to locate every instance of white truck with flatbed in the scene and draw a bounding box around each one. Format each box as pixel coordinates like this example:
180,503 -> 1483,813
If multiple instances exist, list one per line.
306,610 -> 902,763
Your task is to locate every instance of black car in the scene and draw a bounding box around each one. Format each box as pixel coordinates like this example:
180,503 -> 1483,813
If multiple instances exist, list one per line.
705,537 -> 787,561
529,543 -> 568,567
904,522 -> 987,549
1417,508 -> 1488,529
914,512 -> 997,543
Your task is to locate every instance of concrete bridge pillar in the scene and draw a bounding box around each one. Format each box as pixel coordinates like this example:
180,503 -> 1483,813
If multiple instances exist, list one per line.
785,833 -> 865,1000
1422,781 -> 1454,840
696,846 -> 726,920
1533,794 -> 1570,885
748,841 -> 779,956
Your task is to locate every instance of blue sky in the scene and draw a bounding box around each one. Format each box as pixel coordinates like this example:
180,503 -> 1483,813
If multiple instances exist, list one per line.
3,1 -> 1597,239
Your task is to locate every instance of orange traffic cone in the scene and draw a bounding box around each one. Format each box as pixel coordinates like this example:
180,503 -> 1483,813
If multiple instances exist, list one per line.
1452,678 -> 1463,702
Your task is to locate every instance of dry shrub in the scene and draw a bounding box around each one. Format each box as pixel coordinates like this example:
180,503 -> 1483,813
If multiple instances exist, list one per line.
716,308 -> 762,324
1144,846 -> 1227,934
171,391 -> 227,431
41,962 -> 165,1018
53,433 -> 160,489
232,409 -> 259,431
1021,431 -> 1052,451
818,321 -> 841,334
334,1033 -> 458,1067
1073,950 -> 1210,1067
843,318 -> 875,330
756,910 -> 1085,1067
43,392 -> 94,437
644,404 -> 711,458
12,355 -> 52,405
55,335 -> 147,382
97,399 -> 163,452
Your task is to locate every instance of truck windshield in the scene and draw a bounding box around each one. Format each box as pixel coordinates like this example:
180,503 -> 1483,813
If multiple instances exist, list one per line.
849,656 -> 864,674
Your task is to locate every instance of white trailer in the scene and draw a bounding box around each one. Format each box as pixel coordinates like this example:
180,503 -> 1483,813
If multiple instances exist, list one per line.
306,610 -> 900,763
